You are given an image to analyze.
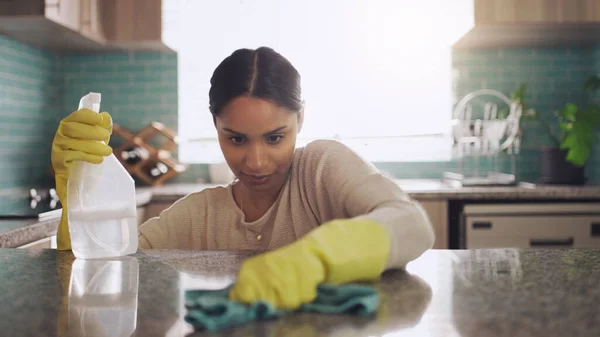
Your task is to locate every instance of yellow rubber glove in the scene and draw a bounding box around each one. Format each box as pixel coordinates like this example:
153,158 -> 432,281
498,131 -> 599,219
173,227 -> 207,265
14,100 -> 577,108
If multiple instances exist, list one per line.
229,218 -> 391,310
51,109 -> 113,250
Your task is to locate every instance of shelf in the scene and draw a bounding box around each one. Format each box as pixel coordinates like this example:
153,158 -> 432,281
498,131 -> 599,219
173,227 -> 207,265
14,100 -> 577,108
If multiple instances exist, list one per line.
453,22 -> 600,49
135,122 -> 179,152
112,123 -> 188,186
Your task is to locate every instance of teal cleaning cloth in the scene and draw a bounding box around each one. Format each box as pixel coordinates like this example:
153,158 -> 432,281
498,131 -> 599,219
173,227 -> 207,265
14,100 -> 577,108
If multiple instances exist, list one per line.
184,283 -> 380,332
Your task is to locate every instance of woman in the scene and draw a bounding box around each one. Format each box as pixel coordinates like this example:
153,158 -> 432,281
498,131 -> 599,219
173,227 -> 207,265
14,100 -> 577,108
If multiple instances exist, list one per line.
51,46 -> 434,310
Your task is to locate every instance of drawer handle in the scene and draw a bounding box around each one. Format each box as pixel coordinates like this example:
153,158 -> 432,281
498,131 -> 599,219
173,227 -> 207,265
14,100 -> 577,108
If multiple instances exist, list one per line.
591,223 -> 600,237
530,237 -> 574,247
472,222 -> 492,229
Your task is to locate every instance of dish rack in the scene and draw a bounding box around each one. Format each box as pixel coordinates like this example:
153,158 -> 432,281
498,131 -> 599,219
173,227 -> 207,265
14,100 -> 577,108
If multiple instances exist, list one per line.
444,89 -> 522,187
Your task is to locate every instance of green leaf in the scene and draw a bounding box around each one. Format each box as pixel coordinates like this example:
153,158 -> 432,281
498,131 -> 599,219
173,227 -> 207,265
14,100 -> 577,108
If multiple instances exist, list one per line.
511,83 -> 527,107
559,122 -> 572,132
560,121 -> 595,166
559,103 -> 578,121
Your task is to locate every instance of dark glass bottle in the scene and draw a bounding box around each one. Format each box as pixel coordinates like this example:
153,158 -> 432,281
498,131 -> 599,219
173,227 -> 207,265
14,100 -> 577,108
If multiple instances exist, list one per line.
121,147 -> 148,165
146,162 -> 169,179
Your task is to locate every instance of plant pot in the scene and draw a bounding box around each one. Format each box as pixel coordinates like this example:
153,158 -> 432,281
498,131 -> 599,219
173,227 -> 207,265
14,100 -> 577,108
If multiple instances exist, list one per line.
539,147 -> 586,185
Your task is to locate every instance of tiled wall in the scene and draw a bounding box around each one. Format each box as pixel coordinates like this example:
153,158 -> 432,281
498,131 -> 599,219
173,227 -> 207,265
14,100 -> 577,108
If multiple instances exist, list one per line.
384,46 -> 600,184
2,31 -> 600,189
590,45 -> 600,182
593,44 -> 600,104
0,33 -> 206,190
0,35 -> 61,190
61,51 -> 209,183
62,53 -> 178,134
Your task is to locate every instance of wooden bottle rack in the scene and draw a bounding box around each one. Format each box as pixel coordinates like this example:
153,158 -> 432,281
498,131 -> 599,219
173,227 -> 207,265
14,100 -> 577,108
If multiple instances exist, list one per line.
112,122 -> 188,186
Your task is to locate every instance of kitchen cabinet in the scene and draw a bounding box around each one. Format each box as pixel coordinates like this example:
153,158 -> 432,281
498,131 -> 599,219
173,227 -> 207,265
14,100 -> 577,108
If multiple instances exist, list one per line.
474,0 -> 600,25
0,0 -> 174,52
45,0 -> 81,31
415,199 -> 448,249
78,0 -> 104,42
455,0 -> 600,48
0,0 -> 105,51
0,0 -> 77,28
101,0 -> 172,52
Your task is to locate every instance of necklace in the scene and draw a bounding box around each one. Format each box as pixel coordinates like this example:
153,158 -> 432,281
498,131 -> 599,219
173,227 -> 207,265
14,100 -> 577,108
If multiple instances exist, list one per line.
236,181 -> 262,242
239,186 -> 244,213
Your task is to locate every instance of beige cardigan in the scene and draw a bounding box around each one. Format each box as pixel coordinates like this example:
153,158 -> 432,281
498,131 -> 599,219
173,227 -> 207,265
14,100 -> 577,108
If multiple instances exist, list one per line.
138,139 -> 435,269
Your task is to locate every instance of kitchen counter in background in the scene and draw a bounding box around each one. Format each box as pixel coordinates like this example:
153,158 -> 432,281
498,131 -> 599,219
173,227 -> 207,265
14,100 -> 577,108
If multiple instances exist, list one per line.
0,187 -> 158,248
1,247 -> 599,336
141,179 -> 600,203
2,179 -> 600,248
396,179 -> 600,200
0,217 -> 59,248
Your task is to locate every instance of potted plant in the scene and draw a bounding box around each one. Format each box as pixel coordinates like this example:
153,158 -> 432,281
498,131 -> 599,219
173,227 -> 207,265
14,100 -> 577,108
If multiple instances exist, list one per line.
535,76 -> 600,185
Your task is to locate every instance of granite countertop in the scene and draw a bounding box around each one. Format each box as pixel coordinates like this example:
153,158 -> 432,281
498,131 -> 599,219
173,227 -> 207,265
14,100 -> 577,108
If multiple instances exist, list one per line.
395,179 -> 600,200
144,179 -> 600,202
0,217 -> 59,248
1,247 -> 599,336
2,179 -> 599,248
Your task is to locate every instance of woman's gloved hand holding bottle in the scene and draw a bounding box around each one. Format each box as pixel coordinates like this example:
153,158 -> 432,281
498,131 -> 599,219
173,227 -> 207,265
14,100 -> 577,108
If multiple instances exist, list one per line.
51,108 -> 113,250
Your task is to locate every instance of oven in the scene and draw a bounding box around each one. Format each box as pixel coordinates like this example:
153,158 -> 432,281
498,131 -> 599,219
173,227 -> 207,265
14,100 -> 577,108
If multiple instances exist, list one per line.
461,202 -> 600,249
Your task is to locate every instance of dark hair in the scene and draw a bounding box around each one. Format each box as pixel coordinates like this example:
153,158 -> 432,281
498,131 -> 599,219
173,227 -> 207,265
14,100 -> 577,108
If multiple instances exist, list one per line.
208,46 -> 303,116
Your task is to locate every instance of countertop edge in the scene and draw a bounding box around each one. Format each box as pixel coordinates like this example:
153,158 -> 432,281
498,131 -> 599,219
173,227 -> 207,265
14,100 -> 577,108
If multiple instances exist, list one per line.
3,180 -> 600,248
402,190 -> 600,200
141,181 -> 600,203
145,191 -> 600,202
0,218 -> 59,248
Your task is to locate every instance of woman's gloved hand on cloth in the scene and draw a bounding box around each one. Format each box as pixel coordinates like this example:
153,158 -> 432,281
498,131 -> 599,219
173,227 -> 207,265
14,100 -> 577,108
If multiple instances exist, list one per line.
51,108 -> 113,250
229,218 -> 391,310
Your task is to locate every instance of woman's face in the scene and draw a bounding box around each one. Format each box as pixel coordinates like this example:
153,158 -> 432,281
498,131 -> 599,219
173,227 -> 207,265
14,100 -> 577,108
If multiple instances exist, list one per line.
215,96 -> 302,193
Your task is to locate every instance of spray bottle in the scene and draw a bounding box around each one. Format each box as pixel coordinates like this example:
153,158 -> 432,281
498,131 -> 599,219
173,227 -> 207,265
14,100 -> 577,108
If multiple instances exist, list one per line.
67,92 -> 138,259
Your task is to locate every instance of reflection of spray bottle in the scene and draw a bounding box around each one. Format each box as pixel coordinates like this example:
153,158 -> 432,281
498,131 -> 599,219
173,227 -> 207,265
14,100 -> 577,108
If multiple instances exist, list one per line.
68,257 -> 139,337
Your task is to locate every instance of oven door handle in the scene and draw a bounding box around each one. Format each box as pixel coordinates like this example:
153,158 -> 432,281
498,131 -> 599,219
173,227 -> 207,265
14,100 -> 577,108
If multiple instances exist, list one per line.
529,237 -> 574,247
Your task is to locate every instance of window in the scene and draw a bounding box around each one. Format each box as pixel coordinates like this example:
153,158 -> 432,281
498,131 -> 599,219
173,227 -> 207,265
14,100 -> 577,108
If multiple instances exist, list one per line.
163,0 -> 474,164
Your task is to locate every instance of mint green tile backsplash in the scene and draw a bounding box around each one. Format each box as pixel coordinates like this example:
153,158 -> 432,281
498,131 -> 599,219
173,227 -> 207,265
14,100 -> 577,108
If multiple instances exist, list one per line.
61,52 -> 178,133
2,31 -> 599,189
385,46 -> 600,184
589,44 -> 600,182
0,33 -> 202,190
593,44 -> 600,103
452,47 -> 599,184
60,52 -> 209,183
0,35 -> 61,189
